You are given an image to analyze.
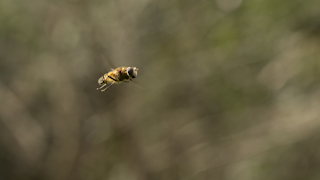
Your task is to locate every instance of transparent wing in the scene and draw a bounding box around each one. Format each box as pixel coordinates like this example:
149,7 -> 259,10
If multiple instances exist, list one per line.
100,54 -> 116,70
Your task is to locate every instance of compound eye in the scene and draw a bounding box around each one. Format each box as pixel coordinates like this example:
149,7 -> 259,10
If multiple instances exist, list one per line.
127,67 -> 134,77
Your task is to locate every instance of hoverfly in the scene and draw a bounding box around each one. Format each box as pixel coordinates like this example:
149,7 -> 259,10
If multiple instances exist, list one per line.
97,66 -> 139,92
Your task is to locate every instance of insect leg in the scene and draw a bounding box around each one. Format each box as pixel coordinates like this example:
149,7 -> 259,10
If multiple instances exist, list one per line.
101,82 -> 115,92
97,84 -> 107,90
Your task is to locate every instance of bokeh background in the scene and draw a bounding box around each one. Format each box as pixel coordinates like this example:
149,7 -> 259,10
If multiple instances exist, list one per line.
1,0 -> 320,180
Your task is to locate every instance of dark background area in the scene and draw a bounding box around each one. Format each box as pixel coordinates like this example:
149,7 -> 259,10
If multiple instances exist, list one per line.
1,0 -> 320,180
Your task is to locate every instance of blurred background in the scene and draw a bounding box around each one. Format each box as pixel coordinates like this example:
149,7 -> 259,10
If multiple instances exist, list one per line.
1,0 -> 320,179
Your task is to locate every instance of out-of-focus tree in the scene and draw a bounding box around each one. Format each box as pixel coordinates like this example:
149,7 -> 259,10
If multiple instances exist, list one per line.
1,0 -> 320,180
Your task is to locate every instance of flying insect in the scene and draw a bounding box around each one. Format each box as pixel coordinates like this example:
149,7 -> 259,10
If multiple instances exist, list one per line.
97,66 -> 139,92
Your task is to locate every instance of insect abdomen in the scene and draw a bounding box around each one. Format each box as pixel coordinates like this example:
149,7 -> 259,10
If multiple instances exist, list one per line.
98,76 -> 105,85
105,71 -> 119,83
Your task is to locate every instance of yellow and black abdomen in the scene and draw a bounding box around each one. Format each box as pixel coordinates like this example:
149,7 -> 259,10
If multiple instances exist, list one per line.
97,66 -> 138,92
98,76 -> 105,85
99,67 -> 131,85
104,72 -> 118,83
105,67 -> 125,83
